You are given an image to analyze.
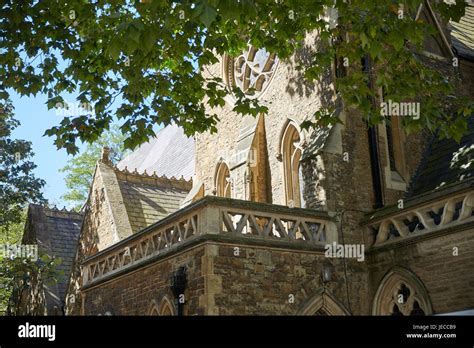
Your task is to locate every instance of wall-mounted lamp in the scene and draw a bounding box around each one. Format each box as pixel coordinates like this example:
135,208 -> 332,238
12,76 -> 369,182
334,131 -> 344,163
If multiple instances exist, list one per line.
321,259 -> 334,284
170,266 -> 187,316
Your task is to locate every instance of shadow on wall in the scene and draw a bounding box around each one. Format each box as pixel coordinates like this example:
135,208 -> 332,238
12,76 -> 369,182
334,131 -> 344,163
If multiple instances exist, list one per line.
283,37 -> 339,211
285,42 -> 317,98
285,36 -> 335,112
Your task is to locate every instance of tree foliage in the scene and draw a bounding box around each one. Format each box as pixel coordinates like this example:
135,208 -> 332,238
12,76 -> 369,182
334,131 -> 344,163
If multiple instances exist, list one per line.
0,250 -> 63,316
0,212 -> 25,315
0,0 -> 472,154
60,124 -> 129,209
0,101 -> 45,227
0,103 -> 59,316
0,209 -> 22,315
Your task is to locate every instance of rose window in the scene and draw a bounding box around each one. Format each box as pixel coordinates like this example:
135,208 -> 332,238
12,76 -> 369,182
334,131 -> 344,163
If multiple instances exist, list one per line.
224,45 -> 278,99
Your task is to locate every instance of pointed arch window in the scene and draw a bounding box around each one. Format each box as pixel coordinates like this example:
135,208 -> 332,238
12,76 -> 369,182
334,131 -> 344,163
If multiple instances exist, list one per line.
215,162 -> 231,198
381,88 -> 407,184
159,299 -> 174,316
281,122 -> 304,208
373,268 -> 432,316
149,304 -> 159,316
147,297 -> 175,316
385,116 -> 405,176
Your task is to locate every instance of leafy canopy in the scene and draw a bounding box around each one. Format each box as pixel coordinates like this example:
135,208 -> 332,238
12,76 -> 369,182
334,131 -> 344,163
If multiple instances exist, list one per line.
0,0 -> 471,154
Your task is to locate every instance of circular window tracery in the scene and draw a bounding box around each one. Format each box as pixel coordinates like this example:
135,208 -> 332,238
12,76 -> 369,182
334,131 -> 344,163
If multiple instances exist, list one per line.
224,45 -> 279,99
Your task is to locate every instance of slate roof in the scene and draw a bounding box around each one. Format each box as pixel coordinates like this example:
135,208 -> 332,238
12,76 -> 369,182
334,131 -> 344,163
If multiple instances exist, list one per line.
23,205 -> 83,312
407,116 -> 474,197
117,124 -> 195,180
450,2 -> 474,60
116,173 -> 190,233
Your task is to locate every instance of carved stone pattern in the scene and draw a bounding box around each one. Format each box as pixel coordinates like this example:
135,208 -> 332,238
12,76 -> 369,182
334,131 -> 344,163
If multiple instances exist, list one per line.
82,199 -> 336,286
221,209 -> 329,242
83,213 -> 198,286
370,191 -> 474,245
226,45 -> 278,98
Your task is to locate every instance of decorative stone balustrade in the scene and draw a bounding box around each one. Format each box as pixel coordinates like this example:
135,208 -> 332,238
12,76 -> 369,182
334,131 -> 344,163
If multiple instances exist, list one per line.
365,190 -> 474,246
82,196 -> 336,287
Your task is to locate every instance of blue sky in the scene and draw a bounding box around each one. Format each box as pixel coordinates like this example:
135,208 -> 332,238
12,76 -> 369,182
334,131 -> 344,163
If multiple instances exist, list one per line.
9,91 -> 161,210
10,92 -> 87,209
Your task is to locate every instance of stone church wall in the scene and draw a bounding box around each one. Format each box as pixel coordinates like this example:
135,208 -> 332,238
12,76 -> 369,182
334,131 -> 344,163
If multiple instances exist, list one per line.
81,244 -> 207,315
68,9 -> 473,316
367,226 -> 474,314
193,34 -> 429,315
196,34 -> 324,206
78,239 -> 371,315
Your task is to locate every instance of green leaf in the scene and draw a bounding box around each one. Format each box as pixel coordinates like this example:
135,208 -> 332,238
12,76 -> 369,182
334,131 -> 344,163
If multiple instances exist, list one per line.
360,32 -> 369,48
127,25 -> 141,44
141,30 -> 156,53
199,3 -> 218,27
107,40 -> 121,60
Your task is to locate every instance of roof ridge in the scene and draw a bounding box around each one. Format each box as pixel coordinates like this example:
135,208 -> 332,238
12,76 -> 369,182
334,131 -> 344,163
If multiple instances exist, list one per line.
112,165 -> 193,191
43,205 -> 83,214
113,165 -> 192,183
30,204 -> 84,218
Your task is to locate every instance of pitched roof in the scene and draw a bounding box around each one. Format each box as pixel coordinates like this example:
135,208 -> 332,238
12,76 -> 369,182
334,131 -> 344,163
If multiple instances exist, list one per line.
407,116 -> 474,197
113,167 -> 192,233
23,205 -> 83,312
450,3 -> 474,60
117,124 -> 195,180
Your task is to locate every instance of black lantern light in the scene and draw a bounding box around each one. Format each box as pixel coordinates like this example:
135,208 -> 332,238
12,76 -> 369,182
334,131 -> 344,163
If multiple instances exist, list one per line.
321,259 -> 334,284
170,266 -> 187,316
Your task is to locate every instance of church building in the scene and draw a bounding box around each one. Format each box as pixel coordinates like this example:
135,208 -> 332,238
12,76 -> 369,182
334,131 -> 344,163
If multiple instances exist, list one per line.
16,2 -> 474,316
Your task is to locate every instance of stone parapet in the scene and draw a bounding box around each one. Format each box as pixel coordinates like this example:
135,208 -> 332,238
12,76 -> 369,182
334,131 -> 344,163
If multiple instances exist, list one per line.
81,196 -> 337,288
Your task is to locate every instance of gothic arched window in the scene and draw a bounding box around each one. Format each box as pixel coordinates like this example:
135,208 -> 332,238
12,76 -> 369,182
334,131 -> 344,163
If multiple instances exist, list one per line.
215,162 -> 231,198
158,298 -> 174,316
147,300 -> 160,316
385,116 -> 405,176
147,297 -> 175,316
381,88 -> 408,184
372,268 -> 432,316
281,122 -> 304,208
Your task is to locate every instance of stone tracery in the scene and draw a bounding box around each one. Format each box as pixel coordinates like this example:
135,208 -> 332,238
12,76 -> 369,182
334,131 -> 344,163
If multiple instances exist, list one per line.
224,45 -> 278,98
373,268 -> 432,316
